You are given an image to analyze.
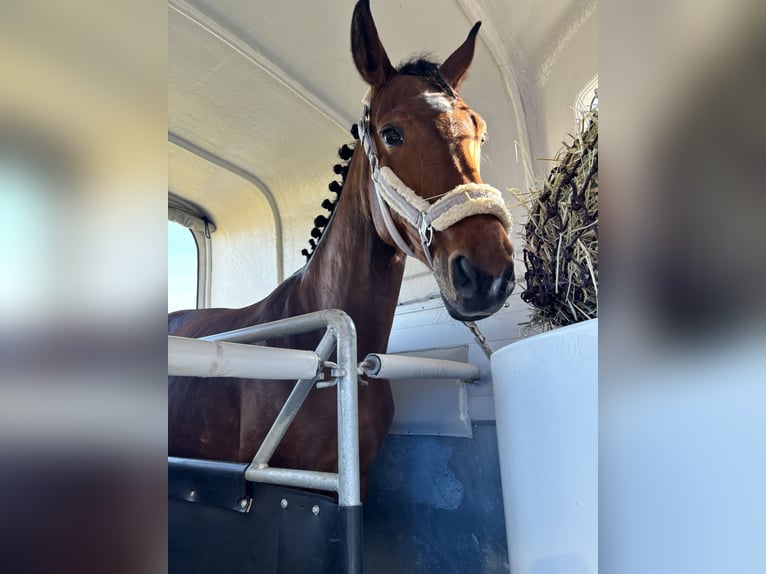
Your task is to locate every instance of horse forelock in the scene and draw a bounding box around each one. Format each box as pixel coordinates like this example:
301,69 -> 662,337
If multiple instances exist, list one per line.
397,57 -> 457,98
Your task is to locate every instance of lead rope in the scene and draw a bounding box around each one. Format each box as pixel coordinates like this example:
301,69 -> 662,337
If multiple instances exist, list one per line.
463,320 -> 494,359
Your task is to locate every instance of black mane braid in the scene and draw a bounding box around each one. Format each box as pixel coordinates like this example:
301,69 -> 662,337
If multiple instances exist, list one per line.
301,124 -> 359,262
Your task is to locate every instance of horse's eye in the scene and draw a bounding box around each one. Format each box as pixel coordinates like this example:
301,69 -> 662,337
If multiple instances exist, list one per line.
380,126 -> 404,147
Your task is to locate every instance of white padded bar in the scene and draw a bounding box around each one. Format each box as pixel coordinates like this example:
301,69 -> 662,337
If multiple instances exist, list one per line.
361,353 -> 480,381
169,336 -> 322,380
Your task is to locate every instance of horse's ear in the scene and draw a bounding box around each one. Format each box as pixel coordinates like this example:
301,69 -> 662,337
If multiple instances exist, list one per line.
351,0 -> 395,87
440,21 -> 481,92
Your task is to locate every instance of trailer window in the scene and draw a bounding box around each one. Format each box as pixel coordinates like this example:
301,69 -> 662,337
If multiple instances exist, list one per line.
168,220 -> 198,312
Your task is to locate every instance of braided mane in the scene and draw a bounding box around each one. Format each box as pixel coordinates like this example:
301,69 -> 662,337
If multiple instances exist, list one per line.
301,124 -> 360,262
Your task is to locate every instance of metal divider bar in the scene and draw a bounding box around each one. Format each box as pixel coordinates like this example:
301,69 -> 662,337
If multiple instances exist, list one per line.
249,331 -> 336,470
172,309 -> 362,574
193,309 -> 361,508
333,310 -> 360,508
244,467 -> 339,493
200,308 -> 345,343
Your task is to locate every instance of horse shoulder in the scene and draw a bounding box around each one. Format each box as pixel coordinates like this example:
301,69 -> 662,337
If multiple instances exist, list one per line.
169,270 -> 309,338
248,271 -> 310,324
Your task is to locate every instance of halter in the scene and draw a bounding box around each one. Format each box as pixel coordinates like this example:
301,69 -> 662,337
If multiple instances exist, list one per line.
358,89 -> 512,270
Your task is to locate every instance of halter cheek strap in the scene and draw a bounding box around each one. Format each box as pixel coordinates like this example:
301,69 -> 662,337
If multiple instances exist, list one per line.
370,178 -> 420,261
358,90 -> 512,270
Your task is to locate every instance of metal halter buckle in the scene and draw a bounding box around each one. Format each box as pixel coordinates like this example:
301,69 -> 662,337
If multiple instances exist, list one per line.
418,217 -> 434,247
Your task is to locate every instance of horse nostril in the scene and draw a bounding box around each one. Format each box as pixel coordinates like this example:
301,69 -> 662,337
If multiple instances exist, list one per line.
451,256 -> 479,296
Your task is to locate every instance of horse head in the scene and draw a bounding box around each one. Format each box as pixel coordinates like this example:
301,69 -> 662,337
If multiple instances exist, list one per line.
351,0 -> 516,321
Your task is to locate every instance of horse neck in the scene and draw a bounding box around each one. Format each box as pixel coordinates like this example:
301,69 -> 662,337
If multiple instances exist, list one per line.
301,146 -> 406,353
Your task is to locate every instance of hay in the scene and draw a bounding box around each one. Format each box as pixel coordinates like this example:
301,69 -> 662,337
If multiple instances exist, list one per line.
515,112 -> 598,332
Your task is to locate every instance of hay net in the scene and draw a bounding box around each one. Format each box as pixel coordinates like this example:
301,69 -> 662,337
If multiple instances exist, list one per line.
519,112 -> 598,332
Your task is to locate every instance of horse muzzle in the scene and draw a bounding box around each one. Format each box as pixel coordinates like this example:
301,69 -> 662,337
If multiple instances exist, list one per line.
441,254 -> 515,321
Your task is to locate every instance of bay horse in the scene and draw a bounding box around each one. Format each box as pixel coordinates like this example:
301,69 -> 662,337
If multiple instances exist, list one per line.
168,0 -> 515,499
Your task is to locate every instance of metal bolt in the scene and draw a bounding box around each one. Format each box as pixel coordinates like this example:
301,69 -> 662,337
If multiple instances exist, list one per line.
189,490 -> 197,499
312,505 -> 320,516
316,380 -> 337,389
239,498 -> 248,509
280,498 -> 288,509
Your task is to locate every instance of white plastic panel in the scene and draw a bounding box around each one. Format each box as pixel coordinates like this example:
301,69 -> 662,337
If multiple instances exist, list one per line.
388,294 -> 530,422
387,346 -> 472,438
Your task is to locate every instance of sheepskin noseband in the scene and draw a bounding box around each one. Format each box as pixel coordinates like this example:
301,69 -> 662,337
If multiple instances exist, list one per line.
358,90 -> 512,269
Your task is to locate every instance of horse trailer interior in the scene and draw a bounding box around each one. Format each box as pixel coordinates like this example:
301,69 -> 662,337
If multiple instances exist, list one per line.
167,1 -> 596,573
5,0 -> 765,573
